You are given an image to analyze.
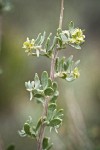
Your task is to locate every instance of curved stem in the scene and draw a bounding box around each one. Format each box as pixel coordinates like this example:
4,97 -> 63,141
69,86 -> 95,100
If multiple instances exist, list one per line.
37,1 -> 64,149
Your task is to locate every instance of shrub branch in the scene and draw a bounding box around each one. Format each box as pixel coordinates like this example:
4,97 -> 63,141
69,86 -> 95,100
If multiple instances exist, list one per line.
37,0 -> 64,150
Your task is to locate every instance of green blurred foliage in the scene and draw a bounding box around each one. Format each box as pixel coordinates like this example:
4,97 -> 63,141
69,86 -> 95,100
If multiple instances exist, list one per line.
0,0 -> 100,150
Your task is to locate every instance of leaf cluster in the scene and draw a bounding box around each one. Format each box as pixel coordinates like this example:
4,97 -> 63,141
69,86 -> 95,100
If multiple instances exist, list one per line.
58,21 -> 85,49
25,71 -> 59,101
23,22 -> 85,58
19,116 -> 42,139
55,55 -> 80,81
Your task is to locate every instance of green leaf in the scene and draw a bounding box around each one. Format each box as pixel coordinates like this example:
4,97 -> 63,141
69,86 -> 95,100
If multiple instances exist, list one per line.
55,109 -> 64,119
60,33 -> 68,42
67,55 -> 73,63
50,95 -> 58,103
34,73 -> 40,89
49,36 -> 57,50
59,57 -> 65,72
48,78 -> 52,88
74,60 -> 80,68
65,55 -> 73,70
49,118 -> 62,127
35,118 -> 42,131
55,57 -> 59,72
64,62 -> 68,71
42,137 -> 49,149
52,82 -> 58,92
6,144 -> 15,150
40,31 -> 46,45
50,90 -> 59,102
35,33 -> 41,44
58,37 -> 63,48
45,37 -> 50,51
61,72 -> 67,79
41,71 -> 48,90
69,21 -> 74,30
24,123 -> 31,135
48,103 -> 57,111
34,93 -> 44,98
45,33 -> 52,51
44,87 -> 54,96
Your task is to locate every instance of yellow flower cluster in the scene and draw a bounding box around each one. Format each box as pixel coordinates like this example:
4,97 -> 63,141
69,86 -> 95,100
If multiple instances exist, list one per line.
23,38 -> 35,51
73,67 -> 80,78
70,28 -> 85,45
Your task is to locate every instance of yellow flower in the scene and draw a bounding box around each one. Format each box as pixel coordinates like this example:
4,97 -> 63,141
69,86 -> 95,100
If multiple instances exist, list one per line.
23,38 -> 35,50
73,67 -> 80,78
70,28 -> 85,45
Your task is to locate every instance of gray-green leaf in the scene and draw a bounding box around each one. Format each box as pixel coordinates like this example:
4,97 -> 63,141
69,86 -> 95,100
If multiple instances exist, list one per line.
49,118 -> 62,127
48,103 -> 57,111
35,118 -> 42,131
42,137 -> 49,149
24,123 -> 31,135
52,82 -> 58,92
34,93 -> 44,98
44,87 -> 54,96
41,71 -> 48,90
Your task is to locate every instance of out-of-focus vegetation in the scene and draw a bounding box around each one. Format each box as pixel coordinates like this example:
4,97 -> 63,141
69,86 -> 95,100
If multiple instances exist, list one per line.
0,0 -> 100,150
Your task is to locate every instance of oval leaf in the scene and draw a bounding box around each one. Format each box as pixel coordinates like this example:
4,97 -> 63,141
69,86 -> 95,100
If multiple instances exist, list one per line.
34,73 -> 40,89
61,33 -> 68,42
24,123 -> 31,135
49,118 -> 62,127
48,103 -> 57,111
48,78 -> 52,88
52,82 -> 58,92
44,87 -> 54,96
74,60 -> 80,68
50,95 -> 58,103
42,137 -> 49,149
34,93 -> 44,98
41,71 -> 48,89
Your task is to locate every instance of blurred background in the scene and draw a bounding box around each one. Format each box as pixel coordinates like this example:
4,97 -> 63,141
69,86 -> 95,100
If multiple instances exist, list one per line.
0,0 -> 100,150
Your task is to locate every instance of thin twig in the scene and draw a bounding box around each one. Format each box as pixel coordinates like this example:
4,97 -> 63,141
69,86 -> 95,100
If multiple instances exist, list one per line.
37,99 -> 48,150
50,48 -> 58,80
59,0 -> 64,29
50,0 -> 64,80
37,1 -> 64,149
